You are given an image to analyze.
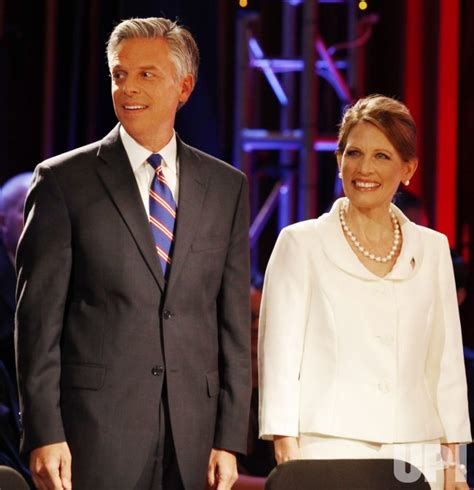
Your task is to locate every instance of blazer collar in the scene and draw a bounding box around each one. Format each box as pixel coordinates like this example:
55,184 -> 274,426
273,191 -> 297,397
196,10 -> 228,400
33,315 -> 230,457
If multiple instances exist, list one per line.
319,198 -> 423,281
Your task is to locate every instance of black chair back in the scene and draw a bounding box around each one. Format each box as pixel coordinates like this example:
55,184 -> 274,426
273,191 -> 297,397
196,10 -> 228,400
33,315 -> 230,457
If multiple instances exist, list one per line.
0,465 -> 31,490
264,459 -> 432,489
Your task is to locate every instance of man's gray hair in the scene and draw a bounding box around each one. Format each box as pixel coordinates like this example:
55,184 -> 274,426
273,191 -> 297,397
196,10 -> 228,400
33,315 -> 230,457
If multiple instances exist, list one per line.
106,17 -> 200,83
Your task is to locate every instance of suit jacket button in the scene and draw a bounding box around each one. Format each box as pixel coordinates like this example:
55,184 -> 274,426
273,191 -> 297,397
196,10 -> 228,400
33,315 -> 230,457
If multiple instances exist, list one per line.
151,366 -> 164,376
163,310 -> 172,320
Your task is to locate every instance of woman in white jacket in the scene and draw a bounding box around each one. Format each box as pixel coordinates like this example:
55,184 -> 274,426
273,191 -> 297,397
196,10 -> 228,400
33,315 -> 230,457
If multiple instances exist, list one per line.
258,95 -> 471,489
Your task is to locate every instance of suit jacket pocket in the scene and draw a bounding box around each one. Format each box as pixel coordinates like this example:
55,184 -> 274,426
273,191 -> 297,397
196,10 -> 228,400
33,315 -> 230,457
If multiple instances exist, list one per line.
206,370 -> 220,397
191,237 -> 227,253
61,363 -> 106,390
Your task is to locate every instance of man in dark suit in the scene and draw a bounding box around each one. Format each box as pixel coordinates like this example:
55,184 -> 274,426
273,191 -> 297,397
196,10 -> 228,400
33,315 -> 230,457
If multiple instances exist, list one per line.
16,17 -> 251,490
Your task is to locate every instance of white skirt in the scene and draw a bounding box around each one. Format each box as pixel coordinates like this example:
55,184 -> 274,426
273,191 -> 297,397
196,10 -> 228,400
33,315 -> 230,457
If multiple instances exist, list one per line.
298,433 -> 444,490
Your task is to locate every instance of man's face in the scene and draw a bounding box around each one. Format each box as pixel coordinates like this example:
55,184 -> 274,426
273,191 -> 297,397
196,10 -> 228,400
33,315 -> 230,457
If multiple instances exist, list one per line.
109,37 -> 193,149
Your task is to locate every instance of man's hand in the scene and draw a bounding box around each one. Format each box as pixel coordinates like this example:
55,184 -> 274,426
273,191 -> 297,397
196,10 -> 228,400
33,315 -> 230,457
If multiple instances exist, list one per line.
207,448 -> 238,489
273,435 -> 299,464
30,441 -> 72,490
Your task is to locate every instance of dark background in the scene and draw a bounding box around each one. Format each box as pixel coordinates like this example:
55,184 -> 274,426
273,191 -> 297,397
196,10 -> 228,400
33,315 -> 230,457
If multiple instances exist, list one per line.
1,0 -> 474,343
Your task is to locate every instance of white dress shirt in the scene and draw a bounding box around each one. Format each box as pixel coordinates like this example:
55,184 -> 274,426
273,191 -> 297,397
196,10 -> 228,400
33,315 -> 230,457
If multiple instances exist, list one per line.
119,125 -> 179,215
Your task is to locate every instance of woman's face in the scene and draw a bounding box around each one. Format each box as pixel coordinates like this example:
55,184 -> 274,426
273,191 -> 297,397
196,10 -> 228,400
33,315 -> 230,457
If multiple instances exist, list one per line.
337,122 -> 417,212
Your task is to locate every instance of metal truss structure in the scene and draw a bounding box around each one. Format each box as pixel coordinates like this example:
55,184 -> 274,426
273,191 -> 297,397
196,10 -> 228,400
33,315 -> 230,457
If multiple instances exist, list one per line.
233,0 -> 378,275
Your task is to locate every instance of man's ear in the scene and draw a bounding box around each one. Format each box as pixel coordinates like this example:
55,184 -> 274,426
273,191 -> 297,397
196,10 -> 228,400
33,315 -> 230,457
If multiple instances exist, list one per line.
178,74 -> 195,104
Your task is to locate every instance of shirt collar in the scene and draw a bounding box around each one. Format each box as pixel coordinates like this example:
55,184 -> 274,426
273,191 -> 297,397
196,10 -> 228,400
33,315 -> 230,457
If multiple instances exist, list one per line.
119,125 -> 178,173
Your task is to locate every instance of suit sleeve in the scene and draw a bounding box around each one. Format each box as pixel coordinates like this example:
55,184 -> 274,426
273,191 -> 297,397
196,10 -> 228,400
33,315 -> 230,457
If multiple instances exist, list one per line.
425,235 -> 471,443
258,227 -> 309,440
15,163 -> 72,453
213,175 -> 252,454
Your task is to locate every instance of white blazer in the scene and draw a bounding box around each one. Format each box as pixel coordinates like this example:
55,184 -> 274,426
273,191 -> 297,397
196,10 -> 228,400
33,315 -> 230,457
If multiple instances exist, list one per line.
258,198 -> 471,444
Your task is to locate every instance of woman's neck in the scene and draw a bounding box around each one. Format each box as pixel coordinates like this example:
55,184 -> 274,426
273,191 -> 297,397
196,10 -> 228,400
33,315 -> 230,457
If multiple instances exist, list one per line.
344,200 -> 394,244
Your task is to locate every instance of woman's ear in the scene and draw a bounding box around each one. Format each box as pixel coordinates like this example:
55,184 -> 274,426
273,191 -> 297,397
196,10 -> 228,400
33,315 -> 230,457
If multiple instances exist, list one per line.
403,158 -> 418,182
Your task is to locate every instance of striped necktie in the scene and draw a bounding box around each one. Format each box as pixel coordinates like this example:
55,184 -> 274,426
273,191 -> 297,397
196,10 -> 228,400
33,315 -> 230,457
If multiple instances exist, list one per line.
147,153 -> 176,280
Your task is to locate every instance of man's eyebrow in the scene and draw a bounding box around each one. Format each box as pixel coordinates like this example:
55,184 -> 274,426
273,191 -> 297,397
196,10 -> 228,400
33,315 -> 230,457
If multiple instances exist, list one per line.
111,64 -> 160,71
139,65 -> 159,70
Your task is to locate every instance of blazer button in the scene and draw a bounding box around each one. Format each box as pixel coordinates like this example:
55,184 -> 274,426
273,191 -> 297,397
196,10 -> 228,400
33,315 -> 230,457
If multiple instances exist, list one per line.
151,366 -> 164,376
376,334 -> 394,346
377,380 -> 391,394
163,310 -> 172,320
382,334 -> 394,346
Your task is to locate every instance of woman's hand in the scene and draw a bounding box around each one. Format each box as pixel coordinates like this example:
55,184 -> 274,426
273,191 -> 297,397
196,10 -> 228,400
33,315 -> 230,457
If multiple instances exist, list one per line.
443,443 -> 468,490
273,435 -> 300,464
444,465 -> 469,490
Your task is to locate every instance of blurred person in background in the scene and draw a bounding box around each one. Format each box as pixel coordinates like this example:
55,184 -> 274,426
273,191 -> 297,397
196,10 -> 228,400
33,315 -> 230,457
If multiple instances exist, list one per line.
0,173 -> 32,380
450,248 -> 474,487
0,172 -> 33,486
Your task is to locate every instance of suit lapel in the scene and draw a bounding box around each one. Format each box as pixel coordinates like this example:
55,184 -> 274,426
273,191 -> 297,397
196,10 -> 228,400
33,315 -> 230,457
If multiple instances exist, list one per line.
166,138 -> 208,294
96,126 -> 165,292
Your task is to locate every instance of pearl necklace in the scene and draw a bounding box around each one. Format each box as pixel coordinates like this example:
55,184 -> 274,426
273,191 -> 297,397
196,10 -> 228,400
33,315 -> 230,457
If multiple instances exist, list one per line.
339,202 -> 401,263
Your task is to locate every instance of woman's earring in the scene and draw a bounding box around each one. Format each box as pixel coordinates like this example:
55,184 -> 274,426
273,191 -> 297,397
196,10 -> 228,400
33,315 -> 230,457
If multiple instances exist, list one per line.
338,171 -> 342,179
404,179 -> 410,186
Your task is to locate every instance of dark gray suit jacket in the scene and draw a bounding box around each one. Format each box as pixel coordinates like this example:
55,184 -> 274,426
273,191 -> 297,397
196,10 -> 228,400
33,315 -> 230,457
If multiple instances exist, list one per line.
15,126 -> 251,489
